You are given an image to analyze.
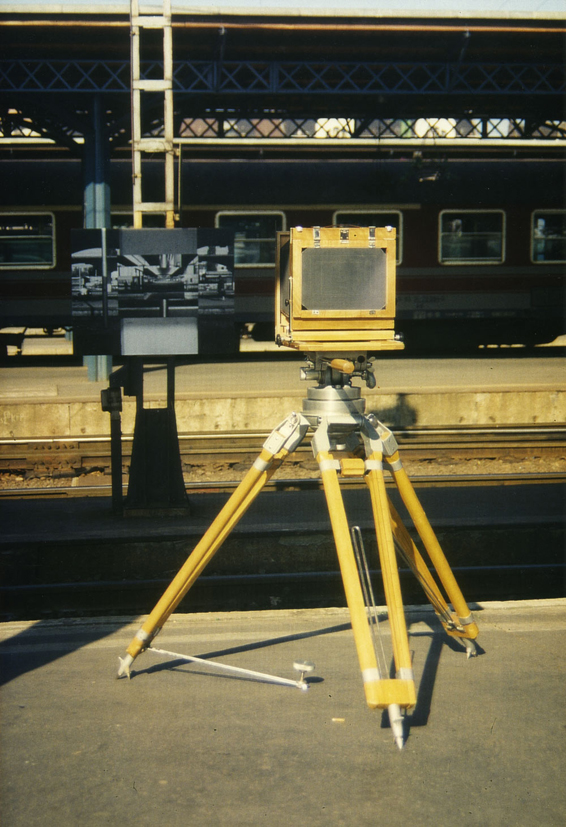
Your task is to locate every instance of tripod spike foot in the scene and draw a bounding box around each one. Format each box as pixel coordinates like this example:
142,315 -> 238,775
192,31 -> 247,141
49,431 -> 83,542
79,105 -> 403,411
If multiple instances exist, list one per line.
388,704 -> 405,750
462,638 -> 478,659
117,654 -> 134,679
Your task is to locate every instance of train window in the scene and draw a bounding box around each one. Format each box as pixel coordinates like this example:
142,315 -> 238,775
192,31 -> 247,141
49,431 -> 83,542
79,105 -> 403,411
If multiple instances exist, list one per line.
215,211 -> 285,266
439,210 -> 505,264
0,212 -> 55,268
333,210 -> 402,263
531,211 -> 566,263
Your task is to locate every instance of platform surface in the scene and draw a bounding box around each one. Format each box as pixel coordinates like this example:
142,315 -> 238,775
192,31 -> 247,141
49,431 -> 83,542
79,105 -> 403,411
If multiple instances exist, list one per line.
1,600 -> 565,827
1,353 -> 566,437
1,353 -> 566,402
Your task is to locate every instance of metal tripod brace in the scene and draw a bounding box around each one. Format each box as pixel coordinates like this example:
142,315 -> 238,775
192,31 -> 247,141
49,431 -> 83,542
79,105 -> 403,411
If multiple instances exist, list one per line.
118,363 -> 479,748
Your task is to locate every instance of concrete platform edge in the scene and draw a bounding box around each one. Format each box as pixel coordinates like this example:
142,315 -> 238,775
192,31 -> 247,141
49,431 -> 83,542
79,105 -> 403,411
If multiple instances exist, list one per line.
2,389 -> 566,438
1,597 -> 565,641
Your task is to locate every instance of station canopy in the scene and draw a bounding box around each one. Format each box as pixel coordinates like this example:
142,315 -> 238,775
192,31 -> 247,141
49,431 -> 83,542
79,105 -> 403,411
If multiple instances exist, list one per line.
0,0 -> 565,159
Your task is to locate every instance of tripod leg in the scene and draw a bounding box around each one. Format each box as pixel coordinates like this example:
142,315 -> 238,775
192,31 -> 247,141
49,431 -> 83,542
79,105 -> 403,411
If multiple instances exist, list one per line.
317,451 -> 415,728
389,453 -> 479,644
317,451 -> 382,707
364,456 -> 417,703
388,497 -> 476,647
118,412 -> 309,677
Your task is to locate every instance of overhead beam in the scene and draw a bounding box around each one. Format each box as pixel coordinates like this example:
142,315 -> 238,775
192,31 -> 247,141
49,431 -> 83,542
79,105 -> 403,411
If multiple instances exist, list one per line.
1,59 -> 564,98
1,19 -> 565,35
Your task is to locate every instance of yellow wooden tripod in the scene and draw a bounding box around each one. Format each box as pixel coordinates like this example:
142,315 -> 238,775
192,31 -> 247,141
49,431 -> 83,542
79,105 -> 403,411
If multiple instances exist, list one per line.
118,361 -> 479,748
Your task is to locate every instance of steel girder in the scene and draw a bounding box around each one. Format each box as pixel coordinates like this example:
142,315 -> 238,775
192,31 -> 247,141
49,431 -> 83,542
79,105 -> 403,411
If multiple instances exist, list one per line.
1,58 -> 564,99
1,57 -> 564,152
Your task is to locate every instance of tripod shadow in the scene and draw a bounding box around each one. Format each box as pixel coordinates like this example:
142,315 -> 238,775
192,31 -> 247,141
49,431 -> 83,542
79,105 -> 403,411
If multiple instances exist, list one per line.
366,392 -> 418,429
134,610 -> 485,743
133,621 -> 353,681
380,613 -> 486,738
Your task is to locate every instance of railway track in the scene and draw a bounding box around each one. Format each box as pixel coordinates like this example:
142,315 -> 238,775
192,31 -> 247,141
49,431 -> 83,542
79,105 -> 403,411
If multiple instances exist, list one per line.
1,472 -> 566,500
2,424 -> 565,472
1,429 -> 564,617
1,425 -> 565,497
3,562 -> 564,621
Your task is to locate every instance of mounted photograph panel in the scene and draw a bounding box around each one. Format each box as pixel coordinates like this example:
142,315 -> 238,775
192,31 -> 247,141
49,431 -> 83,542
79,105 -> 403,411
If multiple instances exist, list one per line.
71,228 -> 234,355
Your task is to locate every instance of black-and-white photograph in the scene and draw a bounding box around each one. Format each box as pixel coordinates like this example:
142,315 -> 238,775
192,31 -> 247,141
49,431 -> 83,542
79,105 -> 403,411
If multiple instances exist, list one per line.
196,228 -> 236,318
71,228 -> 234,322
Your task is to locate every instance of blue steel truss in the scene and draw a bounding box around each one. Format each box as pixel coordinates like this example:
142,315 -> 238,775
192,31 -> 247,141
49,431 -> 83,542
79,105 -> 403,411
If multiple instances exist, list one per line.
1,58 -> 564,96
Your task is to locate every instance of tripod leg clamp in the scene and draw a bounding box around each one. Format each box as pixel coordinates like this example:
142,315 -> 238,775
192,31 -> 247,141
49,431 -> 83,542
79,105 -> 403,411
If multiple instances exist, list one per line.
364,678 -> 417,710
262,412 -> 310,457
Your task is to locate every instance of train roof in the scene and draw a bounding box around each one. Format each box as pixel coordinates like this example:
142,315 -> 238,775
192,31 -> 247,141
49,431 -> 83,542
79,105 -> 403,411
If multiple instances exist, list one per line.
3,0 -> 565,19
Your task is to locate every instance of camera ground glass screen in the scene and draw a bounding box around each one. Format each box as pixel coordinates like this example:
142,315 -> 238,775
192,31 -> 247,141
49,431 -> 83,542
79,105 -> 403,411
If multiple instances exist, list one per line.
301,247 -> 387,311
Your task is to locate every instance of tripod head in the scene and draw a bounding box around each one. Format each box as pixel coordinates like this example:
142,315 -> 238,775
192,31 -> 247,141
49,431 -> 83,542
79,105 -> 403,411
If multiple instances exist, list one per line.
300,352 -> 376,389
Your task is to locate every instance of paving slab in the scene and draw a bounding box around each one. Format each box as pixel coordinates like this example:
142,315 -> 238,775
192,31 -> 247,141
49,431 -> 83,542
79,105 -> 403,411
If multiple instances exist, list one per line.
1,600 -> 565,827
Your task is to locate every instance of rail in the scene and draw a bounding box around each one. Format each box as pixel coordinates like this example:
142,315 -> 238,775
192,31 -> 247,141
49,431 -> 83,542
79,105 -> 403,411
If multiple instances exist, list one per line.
2,423 -> 565,460
1,424 -> 565,498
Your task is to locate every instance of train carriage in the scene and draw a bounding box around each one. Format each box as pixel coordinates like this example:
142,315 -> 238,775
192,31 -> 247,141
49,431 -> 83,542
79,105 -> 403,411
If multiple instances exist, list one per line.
1,156 -> 565,351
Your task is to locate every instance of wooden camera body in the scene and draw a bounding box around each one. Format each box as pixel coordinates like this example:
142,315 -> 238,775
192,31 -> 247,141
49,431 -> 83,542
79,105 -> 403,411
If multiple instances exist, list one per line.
275,226 -> 403,352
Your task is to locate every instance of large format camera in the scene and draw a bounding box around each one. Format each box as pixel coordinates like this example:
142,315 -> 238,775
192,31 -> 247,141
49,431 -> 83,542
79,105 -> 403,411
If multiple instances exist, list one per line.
275,225 -> 403,354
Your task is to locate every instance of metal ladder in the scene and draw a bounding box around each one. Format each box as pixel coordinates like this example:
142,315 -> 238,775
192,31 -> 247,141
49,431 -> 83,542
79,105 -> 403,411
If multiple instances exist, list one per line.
130,0 -> 176,228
